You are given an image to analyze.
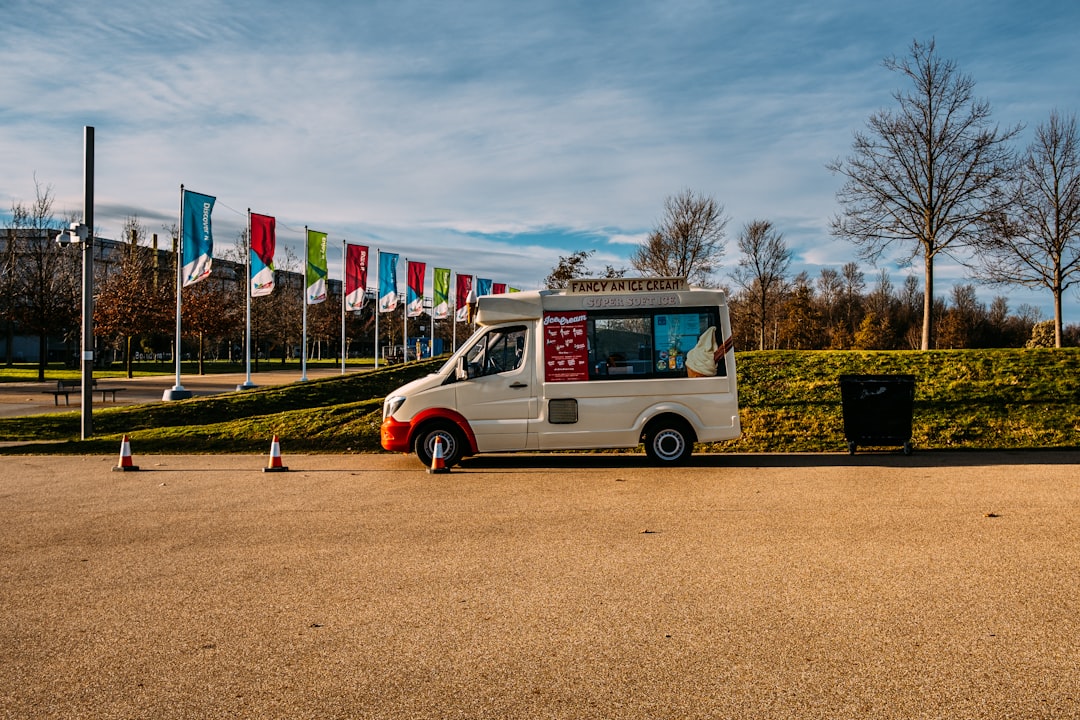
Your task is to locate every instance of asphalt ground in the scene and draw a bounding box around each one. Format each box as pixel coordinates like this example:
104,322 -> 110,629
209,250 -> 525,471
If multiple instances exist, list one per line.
2,451 -> 1078,719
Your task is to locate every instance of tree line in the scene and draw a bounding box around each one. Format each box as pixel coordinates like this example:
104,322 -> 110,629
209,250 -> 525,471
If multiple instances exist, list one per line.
549,39 -> 1079,349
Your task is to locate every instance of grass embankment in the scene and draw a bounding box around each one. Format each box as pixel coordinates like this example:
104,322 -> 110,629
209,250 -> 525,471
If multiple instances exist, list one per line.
1,349 -> 1077,455
716,348 -> 1079,452
0,362 -> 437,455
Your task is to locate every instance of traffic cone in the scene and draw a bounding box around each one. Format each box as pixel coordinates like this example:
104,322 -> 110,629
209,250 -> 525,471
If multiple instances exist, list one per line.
427,436 -> 450,474
113,435 -> 139,472
263,435 -> 289,473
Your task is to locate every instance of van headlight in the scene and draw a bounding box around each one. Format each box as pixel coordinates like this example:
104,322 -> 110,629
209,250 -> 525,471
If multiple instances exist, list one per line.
383,395 -> 406,420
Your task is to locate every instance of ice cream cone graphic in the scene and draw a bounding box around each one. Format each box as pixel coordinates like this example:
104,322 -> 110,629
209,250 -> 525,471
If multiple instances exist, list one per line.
685,326 -> 718,377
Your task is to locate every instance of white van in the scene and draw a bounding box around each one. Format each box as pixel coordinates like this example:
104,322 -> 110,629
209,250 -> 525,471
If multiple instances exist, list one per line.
380,277 -> 741,466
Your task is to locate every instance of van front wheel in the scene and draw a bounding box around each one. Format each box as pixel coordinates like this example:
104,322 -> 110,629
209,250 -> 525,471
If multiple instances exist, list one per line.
414,422 -> 466,468
644,421 -> 694,465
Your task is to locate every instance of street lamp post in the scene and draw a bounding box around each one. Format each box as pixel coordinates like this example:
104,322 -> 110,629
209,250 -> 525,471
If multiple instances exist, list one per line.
55,126 -> 95,439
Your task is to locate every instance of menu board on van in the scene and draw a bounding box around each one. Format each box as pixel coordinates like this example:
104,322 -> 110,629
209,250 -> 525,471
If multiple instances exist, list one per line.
543,312 -> 589,382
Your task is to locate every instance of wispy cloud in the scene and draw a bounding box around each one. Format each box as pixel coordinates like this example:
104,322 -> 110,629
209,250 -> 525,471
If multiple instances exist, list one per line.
2,0 -> 1079,317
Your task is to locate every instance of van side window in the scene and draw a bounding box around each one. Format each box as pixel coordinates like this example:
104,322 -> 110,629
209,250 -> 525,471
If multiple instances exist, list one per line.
466,326 -> 528,377
587,308 -> 724,379
589,316 -> 653,376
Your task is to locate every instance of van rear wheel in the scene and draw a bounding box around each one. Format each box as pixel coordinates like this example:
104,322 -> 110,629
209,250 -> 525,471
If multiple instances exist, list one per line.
644,421 -> 694,465
414,422 -> 465,468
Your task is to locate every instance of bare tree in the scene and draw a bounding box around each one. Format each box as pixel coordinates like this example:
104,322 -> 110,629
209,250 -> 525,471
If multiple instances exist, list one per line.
94,216 -> 172,376
544,250 -> 625,289
183,275 -> 242,374
731,220 -> 792,350
778,272 -> 823,349
865,269 -> 897,319
837,261 -> 866,348
897,274 -> 923,349
2,227 -> 17,366
828,38 -> 1020,349
308,288 -> 342,361
8,180 -> 79,379
815,268 -> 843,344
163,222 -> 242,372
271,245 -> 304,364
975,110 -> 1080,347
631,189 -> 728,286
937,284 -> 989,348
854,269 -> 900,349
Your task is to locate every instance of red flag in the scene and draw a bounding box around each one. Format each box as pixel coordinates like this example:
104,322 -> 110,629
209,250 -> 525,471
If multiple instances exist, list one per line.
345,244 -> 368,311
492,282 -> 507,295
250,213 -> 276,297
455,274 -> 473,322
407,261 -> 426,317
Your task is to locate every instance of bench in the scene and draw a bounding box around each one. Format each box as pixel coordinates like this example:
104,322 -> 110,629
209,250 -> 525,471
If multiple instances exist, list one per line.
42,379 -> 126,405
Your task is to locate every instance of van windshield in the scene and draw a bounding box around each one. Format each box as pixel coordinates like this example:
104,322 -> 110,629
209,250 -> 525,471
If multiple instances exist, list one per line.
464,326 -> 528,377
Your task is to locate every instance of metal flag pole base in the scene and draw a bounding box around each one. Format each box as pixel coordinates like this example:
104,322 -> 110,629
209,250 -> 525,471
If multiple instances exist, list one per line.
162,385 -> 193,401
235,382 -> 258,391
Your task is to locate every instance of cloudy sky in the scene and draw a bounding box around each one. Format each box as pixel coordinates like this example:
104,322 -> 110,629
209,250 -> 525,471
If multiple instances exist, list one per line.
3,0 -> 1078,318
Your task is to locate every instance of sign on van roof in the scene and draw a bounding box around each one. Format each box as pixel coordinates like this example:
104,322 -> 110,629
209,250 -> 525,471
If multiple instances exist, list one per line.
567,277 -> 689,294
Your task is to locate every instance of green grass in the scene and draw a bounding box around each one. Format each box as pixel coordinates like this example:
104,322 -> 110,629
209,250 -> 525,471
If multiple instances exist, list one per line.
714,348 -> 1080,452
0,360 -> 437,454
2,349 -> 1078,455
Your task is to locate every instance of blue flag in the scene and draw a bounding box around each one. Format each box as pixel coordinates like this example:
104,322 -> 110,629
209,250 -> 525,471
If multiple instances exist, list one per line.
476,277 -> 493,296
181,190 -> 215,287
378,251 -> 399,313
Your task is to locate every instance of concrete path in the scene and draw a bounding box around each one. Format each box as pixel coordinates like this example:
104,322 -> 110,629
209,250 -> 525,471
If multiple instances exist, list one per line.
0,366 -> 355,419
2,452 -> 1077,719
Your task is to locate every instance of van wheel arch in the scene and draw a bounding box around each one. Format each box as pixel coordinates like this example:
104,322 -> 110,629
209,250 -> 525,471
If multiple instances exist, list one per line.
413,420 -> 467,468
642,414 -> 696,465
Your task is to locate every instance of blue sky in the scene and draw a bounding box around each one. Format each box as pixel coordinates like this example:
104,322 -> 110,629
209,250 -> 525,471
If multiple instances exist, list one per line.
2,0 -> 1078,320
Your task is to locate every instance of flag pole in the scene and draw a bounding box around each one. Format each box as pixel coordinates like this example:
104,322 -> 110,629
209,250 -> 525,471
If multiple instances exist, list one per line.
403,257 -> 408,363
301,226 -> 309,382
238,209 -> 256,390
374,249 -> 380,370
163,185 -> 192,400
341,239 -> 346,375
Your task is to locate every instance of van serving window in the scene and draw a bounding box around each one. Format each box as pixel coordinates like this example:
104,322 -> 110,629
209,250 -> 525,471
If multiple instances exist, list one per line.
587,307 -> 725,380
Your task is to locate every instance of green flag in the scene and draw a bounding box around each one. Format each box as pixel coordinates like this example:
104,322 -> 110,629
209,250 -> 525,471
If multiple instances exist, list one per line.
433,268 -> 450,319
306,229 -> 327,304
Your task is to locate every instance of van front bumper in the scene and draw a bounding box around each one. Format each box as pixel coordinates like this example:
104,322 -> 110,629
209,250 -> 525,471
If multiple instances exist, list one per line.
380,417 -> 413,452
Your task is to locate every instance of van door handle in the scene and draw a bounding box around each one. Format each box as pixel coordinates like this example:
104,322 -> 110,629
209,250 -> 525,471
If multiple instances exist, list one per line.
509,382 -> 528,389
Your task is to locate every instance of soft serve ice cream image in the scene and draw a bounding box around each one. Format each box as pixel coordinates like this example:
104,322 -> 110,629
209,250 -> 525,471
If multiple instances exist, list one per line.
685,326 -> 720,377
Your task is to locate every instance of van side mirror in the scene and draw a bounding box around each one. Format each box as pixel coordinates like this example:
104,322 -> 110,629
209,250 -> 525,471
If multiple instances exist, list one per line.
455,357 -> 468,381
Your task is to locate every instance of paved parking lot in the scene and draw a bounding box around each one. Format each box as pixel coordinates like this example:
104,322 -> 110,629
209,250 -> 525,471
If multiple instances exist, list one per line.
2,451 -> 1078,719
0,367 -> 350,419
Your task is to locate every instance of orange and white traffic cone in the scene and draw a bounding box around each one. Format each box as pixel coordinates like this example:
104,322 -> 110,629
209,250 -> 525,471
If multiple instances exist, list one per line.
263,434 -> 289,473
427,436 -> 450,475
113,435 -> 139,472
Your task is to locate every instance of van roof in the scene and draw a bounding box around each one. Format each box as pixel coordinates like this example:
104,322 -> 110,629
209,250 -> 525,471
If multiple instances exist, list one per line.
474,278 -> 726,326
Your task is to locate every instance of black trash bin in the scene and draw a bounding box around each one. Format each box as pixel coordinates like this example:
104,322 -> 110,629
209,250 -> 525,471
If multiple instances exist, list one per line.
838,374 -> 915,455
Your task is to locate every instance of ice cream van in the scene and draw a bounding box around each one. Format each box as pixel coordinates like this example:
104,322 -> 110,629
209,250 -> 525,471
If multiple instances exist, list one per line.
380,277 -> 741,466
